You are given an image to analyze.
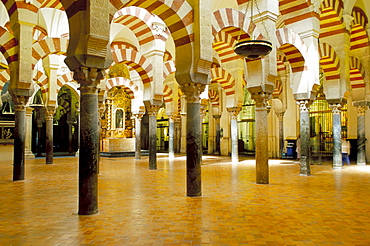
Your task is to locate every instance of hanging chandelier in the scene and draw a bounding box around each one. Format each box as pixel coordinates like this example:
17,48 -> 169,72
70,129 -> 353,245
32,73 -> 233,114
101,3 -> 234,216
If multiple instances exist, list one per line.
234,0 -> 272,60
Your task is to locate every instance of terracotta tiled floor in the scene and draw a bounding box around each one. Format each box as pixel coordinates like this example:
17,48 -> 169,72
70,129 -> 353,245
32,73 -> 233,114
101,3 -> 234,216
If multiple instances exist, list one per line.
1,153 -> 370,245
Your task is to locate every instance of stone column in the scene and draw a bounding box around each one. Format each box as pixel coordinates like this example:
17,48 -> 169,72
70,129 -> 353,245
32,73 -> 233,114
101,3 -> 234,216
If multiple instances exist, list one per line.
134,113 -> 144,160
330,103 -> 342,169
275,111 -> 285,158
297,100 -> 312,175
253,93 -> 270,184
174,116 -> 181,153
146,104 -> 160,170
74,67 -> 104,215
227,107 -> 241,162
356,105 -> 368,165
25,107 -> 35,159
45,108 -> 55,164
168,115 -> 175,158
12,96 -> 29,181
181,83 -> 205,197
67,121 -> 74,155
213,115 -> 221,155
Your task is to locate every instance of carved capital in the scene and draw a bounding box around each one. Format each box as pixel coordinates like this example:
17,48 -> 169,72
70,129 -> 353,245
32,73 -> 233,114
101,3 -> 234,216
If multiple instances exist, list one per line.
275,111 -> 285,121
251,92 -> 271,110
73,67 -> 105,94
134,112 -> 145,121
227,107 -> 241,120
356,105 -> 368,116
12,95 -> 29,110
296,100 -> 312,112
329,103 -> 342,114
181,83 -> 206,103
146,104 -> 160,117
45,109 -> 56,120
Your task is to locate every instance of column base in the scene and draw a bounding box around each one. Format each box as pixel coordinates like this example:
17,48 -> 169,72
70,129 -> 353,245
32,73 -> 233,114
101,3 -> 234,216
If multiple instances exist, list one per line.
333,166 -> 342,170
25,151 -> 35,159
357,162 -> 366,166
299,173 -> 310,176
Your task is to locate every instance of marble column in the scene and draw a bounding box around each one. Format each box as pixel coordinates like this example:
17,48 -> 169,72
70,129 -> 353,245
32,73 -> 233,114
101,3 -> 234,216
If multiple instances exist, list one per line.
297,100 -> 312,175
146,104 -> 160,170
174,116 -> 181,153
181,83 -> 205,197
25,107 -> 35,159
330,103 -> 342,169
275,111 -> 285,158
74,67 -> 103,215
213,115 -> 221,155
67,121 -> 74,155
12,96 -> 29,181
253,93 -> 270,184
356,106 -> 368,165
168,115 -> 175,158
134,113 -> 144,160
45,108 -> 55,164
227,107 -> 241,162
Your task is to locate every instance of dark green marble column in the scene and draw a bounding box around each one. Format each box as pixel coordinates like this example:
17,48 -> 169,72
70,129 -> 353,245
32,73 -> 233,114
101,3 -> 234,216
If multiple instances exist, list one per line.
182,83 -> 205,197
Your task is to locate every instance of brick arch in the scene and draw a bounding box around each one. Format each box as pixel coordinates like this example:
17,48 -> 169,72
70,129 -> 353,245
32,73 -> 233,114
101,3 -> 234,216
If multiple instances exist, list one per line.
350,7 -> 369,51
106,77 -> 137,99
211,66 -> 235,96
349,56 -> 365,90
318,42 -> 340,81
163,84 -> 173,103
163,60 -> 176,79
56,72 -> 79,96
320,0 -> 346,39
111,41 -> 138,52
0,68 -> 9,91
208,89 -> 219,107
33,69 -> 49,94
278,0 -> 317,26
276,28 -> 308,73
32,37 -> 69,69
111,48 -> 152,84
113,6 -> 169,47
0,26 -> 18,64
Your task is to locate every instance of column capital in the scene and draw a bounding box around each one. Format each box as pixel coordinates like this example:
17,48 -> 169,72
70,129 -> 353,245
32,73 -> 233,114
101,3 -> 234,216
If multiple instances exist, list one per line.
146,104 -> 161,117
213,114 -> 221,119
134,112 -> 145,120
227,107 -> 241,120
329,103 -> 342,114
251,92 -> 271,110
180,83 -> 206,103
45,108 -> 56,120
73,67 -> 105,94
275,111 -> 285,121
296,99 -> 312,112
12,95 -> 29,110
356,105 -> 368,116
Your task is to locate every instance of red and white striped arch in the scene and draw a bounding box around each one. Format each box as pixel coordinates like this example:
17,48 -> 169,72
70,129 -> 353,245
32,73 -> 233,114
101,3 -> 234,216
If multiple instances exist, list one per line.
33,25 -> 48,43
276,28 -> 308,73
33,70 -> 49,94
349,56 -> 365,90
0,26 -> 17,64
163,60 -> 176,79
32,37 -> 68,69
279,0 -> 318,26
320,0 -> 345,39
111,41 -> 138,52
318,42 -> 340,81
163,84 -> 173,103
211,66 -> 235,96
0,68 -> 10,91
208,89 -> 220,107
110,0 -> 193,49
56,72 -> 77,94
350,7 -> 369,51
106,77 -> 138,99
113,6 -> 169,47
40,0 -> 64,10
212,8 -> 256,64
111,48 -> 153,84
